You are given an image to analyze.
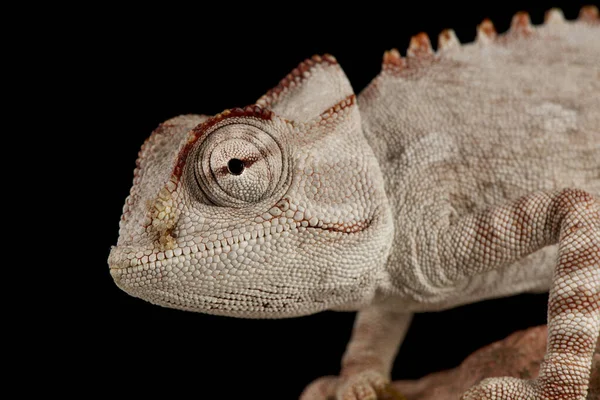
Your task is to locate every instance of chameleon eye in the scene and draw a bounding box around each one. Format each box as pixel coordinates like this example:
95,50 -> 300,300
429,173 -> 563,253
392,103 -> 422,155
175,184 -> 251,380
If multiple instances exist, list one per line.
227,158 -> 245,175
193,123 -> 286,206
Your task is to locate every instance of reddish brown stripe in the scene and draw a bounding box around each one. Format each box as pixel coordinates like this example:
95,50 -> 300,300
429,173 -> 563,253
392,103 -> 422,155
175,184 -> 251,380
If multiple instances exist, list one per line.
549,284 -> 599,315
318,94 -> 356,119
171,105 -> 273,183
554,243 -> 600,277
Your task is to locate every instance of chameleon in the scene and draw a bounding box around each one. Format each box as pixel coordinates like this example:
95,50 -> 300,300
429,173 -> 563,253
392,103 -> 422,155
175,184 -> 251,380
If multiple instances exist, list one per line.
108,6 -> 600,400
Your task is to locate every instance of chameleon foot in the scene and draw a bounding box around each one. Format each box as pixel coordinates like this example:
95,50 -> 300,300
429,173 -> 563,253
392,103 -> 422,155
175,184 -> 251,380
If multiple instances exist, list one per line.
337,370 -> 389,400
300,370 -> 406,400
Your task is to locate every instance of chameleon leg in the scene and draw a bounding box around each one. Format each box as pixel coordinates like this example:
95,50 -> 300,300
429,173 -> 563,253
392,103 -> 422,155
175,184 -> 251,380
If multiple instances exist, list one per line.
300,308 -> 412,400
435,189 -> 599,400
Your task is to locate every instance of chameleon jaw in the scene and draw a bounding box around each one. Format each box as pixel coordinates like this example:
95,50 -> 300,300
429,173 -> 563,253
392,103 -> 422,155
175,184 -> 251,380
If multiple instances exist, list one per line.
108,216 -> 372,272
108,213 -> 379,317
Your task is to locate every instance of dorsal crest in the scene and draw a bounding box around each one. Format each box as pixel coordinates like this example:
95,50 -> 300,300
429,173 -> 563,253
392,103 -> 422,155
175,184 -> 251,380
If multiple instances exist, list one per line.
379,6 -> 598,77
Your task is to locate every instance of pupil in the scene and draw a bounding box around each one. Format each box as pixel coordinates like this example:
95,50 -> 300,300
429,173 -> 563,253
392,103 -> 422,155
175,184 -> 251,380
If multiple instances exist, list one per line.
227,158 -> 245,175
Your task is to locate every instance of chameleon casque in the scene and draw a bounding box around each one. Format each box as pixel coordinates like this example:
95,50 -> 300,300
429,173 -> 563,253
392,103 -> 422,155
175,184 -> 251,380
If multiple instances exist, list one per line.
109,7 -> 600,400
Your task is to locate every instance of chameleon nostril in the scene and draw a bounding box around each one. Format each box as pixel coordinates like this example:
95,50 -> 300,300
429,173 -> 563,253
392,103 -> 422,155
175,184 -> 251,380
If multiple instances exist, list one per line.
227,158 -> 245,175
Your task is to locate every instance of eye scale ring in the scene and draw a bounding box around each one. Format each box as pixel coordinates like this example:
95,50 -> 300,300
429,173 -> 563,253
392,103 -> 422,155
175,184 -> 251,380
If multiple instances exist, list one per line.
227,158 -> 245,175
188,122 -> 289,207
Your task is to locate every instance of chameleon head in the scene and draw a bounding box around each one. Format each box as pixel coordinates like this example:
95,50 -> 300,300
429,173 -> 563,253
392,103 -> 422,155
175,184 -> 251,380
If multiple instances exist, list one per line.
108,55 -> 394,317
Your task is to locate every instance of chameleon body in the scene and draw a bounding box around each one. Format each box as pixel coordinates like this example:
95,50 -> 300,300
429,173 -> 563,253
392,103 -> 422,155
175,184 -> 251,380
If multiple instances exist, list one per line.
109,8 -> 600,400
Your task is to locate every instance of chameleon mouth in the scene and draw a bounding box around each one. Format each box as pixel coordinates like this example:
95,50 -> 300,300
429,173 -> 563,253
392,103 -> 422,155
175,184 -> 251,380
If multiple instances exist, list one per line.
305,219 -> 371,234
108,218 -> 372,272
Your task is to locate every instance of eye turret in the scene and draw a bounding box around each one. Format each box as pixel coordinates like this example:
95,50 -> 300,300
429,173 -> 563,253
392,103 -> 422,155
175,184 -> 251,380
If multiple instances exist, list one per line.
192,123 -> 288,207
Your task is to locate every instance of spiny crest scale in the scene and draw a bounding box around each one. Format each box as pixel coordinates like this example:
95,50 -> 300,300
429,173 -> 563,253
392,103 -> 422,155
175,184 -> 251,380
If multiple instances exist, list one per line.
579,5 -> 599,23
476,18 -> 497,44
509,11 -> 534,36
407,32 -> 434,59
544,8 -> 566,24
382,48 -> 406,73
382,33 -> 435,75
380,6 -> 598,75
438,29 -> 460,51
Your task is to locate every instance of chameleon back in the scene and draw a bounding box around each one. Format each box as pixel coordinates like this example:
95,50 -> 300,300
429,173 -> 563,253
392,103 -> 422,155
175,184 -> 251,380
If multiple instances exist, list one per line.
357,12 -> 599,309
360,14 -> 599,218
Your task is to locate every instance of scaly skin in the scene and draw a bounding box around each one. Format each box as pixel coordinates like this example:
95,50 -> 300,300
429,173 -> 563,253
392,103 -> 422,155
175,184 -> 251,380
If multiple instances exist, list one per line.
109,7 -> 600,400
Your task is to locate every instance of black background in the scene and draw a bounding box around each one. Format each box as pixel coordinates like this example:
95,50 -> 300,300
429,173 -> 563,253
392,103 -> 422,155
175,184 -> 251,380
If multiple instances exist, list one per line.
87,2 -> 595,398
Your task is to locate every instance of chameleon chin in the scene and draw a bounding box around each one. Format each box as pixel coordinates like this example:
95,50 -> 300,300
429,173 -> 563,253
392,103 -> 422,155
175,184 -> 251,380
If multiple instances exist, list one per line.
109,7 -> 599,400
